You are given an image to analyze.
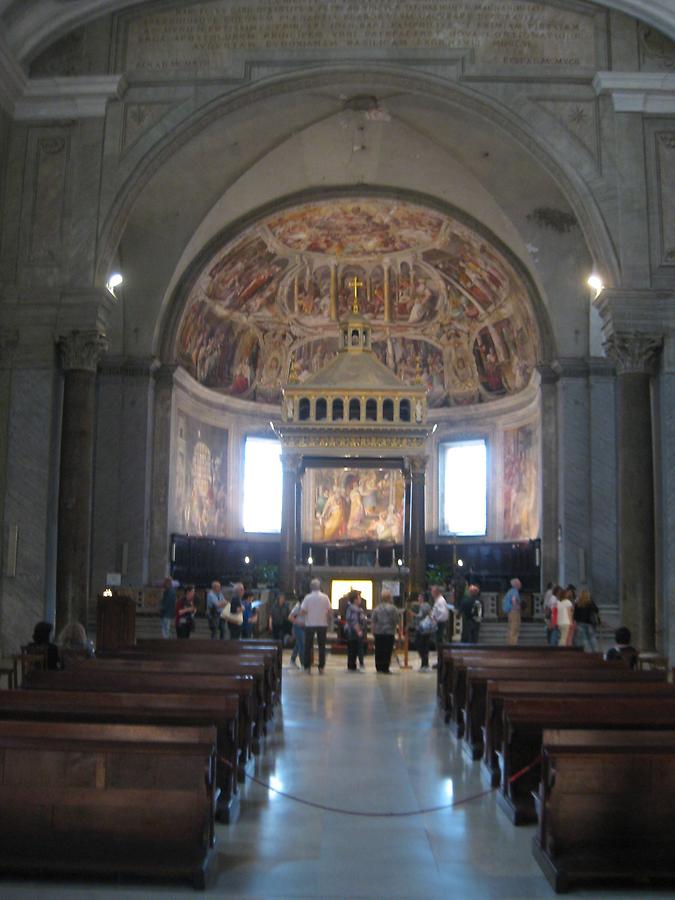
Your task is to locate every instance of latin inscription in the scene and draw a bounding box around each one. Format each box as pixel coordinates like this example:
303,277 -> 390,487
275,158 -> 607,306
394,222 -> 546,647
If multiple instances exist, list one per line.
123,0 -> 596,75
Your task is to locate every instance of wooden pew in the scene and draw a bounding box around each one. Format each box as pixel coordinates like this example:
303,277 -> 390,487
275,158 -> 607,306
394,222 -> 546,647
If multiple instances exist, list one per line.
448,652 -> 609,737
498,696 -> 675,825
135,639 -> 283,707
437,643 -> 581,700
116,646 -> 278,718
25,666 -> 262,766
70,655 -> 268,747
533,729 -> 675,893
0,688 -> 241,822
0,720 -> 218,888
482,674 -> 673,784
439,645 -> 581,724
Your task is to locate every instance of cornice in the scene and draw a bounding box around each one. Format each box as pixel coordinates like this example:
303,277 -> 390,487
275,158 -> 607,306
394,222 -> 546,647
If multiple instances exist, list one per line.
593,72 -> 675,114
13,74 -> 127,121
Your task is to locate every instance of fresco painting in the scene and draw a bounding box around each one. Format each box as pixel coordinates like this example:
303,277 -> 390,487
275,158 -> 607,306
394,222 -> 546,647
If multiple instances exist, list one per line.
176,198 -> 538,408
304,468 -> 405,544
173,411 -> 228,537
502,424 -> 540,540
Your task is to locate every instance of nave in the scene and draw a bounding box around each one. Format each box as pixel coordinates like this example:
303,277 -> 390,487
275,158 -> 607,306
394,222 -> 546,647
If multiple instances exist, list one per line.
3,654 -> 673,900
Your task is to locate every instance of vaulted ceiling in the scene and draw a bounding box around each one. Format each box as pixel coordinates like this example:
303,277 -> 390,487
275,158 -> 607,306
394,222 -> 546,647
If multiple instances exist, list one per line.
0,0 -> 673,63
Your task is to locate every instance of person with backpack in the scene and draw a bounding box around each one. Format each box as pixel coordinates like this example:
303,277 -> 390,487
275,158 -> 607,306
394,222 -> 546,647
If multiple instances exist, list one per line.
457,583 -> 482,643
502,577 -> 522,645
413,592 -> 433,672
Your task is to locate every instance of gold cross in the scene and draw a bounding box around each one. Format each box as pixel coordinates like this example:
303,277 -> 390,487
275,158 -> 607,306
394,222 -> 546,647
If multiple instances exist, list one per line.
348,276 -> 363,313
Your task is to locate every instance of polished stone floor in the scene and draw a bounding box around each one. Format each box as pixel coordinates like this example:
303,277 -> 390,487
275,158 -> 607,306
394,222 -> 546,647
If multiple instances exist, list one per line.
1,652 -> 673,899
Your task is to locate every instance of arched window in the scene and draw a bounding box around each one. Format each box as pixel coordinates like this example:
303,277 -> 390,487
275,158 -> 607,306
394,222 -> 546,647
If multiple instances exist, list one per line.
298,398 -> 311,421
382,399 -> 394,422
349,398 -> 361,421
399,399 -> 411,422
365,398 -> 377,421
315,398 -> 327,421
332,398 -> 344,421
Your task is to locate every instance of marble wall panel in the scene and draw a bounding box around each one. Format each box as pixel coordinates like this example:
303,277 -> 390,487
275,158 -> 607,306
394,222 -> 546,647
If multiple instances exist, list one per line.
589,373 -> 618,607
659,367 -> 675,662
0,368 -> 60,655
557,374 -> 591,589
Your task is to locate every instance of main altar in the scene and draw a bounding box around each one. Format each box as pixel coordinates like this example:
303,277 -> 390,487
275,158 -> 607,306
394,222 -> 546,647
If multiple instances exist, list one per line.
275,281 -> 431,604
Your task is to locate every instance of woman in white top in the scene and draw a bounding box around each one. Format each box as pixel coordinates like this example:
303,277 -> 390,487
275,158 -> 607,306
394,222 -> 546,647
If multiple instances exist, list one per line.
556,588 -> 574,646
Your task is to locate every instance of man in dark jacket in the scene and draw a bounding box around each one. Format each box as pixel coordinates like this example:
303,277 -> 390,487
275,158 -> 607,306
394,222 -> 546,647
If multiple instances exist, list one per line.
457,583 -> 482,644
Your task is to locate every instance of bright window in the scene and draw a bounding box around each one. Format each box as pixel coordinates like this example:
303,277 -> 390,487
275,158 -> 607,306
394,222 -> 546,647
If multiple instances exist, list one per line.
440,439 -> 487,536
243,437 -> 282,533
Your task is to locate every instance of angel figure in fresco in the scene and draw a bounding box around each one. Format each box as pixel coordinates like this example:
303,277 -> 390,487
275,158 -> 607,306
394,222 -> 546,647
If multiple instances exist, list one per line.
347,483 -> 366,537
321,487 -> 347,541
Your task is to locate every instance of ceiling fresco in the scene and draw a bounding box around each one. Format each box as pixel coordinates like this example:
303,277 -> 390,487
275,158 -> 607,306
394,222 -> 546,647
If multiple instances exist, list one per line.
176,198 -> 539,408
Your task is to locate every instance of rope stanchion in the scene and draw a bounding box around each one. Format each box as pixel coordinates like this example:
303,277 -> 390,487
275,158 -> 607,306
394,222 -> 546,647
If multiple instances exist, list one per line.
220,754 -> 541,818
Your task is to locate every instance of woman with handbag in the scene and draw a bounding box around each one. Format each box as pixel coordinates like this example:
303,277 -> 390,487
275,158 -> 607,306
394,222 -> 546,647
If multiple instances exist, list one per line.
413,592 -> 433,672
345,591 -> 366,671
573,588 -> 600,651
175,586 -> 197,639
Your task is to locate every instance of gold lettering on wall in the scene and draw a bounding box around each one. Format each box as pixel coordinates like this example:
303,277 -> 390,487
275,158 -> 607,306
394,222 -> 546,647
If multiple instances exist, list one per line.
122,0 -> 596,75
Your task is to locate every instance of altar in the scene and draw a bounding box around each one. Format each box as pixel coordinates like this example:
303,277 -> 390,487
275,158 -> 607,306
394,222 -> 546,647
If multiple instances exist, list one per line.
275,282 -> 431,603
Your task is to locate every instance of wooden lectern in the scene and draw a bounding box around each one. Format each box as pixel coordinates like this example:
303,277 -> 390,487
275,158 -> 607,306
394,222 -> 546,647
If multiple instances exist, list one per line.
96,592 -> 136,652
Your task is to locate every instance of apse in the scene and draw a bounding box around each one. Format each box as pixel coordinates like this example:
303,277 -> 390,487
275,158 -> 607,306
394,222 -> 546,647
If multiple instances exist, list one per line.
174,196 -> 540,411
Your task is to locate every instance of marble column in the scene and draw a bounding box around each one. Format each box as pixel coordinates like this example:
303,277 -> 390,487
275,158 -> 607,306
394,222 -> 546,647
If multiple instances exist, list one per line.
280,452 -> 301,594
408,455 -> 427,595
538,365 -> 559,588
56,330 -> 108,632
606,332 -> 663,651
147,364 -> 176,584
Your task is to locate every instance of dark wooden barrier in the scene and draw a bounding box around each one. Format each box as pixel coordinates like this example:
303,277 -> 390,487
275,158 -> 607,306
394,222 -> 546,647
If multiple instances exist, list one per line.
0,688 -> 240,822
482,675 -> 673,784
498,696 -> 675,825
533,729 -> 675,893
0,720 -> 217,888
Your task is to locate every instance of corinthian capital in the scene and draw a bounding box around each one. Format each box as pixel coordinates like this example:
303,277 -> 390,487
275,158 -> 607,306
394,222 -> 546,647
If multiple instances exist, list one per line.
604,332 -> 663,375
58,330 -> 108,373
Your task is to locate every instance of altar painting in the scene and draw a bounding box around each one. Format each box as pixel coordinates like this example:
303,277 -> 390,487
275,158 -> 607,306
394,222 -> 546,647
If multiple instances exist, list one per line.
305,468 -> 405,544
173,411 -> 228,537
502,424 -> 539,540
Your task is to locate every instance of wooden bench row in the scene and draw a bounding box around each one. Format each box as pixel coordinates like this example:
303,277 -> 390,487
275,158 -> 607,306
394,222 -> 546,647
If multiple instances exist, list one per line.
0,638 -> 282,890
438,644 -> 675,893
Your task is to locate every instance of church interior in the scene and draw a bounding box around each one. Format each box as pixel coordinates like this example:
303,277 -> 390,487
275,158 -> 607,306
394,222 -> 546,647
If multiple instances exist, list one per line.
0,0 -> 674,896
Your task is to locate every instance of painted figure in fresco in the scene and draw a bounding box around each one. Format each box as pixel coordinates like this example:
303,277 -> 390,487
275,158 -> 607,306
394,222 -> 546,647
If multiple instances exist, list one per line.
347,482 -> 366,536
320,487 -> 345,541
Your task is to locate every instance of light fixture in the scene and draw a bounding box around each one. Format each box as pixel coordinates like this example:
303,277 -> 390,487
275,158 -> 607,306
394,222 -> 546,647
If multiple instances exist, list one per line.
587,273 -> 604,298
457,558 -> 464,568
432,423 -> 438,434
244,555 -> 250,565
397,558 -> 403,567
102,587 -> 113,597
307,555 -> 313,566
106,272 -> 123,295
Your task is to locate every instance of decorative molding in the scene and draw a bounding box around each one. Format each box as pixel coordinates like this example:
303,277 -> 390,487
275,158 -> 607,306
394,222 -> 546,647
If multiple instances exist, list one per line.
593,72 -> 675,114
594,288 -> 675,338
13,75 -> 127,121
0,31 -> 26,116
604,332 -> 663,375
98,355 -> 156,378
58,330 -> 108,373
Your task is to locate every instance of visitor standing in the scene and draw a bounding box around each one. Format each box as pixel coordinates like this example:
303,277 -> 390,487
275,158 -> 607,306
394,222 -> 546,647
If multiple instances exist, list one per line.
371,590 -> 400,672
288,595 -> 305,668
242,590 -> 258,638
503,578 -> 522,645
557,587 -> 574,646
268,593 -> 290,642
573,588 -> 600,651
457,583 -> 482,644
175,585 -> 197,639
345,591 -> 367,672
413,592 -> 433,672
227,583 -> 245,640
544,585 -> 561,646
160,577 -> 177,639
206,580 -> 226,639
301,578 -> 332,673
430,585 -> 451,649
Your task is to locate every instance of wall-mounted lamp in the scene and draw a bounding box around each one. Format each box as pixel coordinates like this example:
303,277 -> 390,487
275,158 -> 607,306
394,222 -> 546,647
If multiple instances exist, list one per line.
307,555 -> 313,566
106,272 -> 123,296
397,558 -> 403,567
457,558 -> 464,568
587,273 -> 604,299
244,555 -> 250,565
102,587 -> 113,598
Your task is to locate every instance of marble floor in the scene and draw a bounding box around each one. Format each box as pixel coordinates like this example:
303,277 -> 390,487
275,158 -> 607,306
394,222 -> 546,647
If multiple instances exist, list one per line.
1,652 -> 673,900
